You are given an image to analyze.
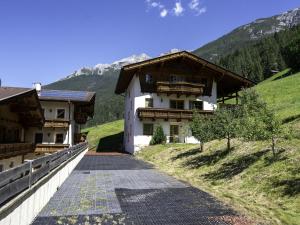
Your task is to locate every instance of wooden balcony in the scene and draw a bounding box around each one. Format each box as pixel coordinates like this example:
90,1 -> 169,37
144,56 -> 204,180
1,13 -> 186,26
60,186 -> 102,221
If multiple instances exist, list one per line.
156,81 -> 205,96
0,143 -> 34,160
44,120 -> 69,128
35,144 -> 70,154
137,108 -> 213,121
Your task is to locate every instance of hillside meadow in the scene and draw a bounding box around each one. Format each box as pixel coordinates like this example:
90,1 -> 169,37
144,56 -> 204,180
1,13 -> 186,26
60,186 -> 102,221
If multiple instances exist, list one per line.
84,70 -> 300,224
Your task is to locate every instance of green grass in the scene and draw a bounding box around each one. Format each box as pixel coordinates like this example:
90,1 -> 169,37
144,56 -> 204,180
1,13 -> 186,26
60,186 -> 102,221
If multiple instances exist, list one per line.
255,70 -> 300,120
83,120 -> 123,150
137,139 -> 300,225
82,70 -> 300,223
136,71 -> 300,224
227,69 -> 300,121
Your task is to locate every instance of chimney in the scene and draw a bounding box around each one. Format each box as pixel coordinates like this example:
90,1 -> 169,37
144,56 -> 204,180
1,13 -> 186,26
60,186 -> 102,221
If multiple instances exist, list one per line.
33,82 -> 42,96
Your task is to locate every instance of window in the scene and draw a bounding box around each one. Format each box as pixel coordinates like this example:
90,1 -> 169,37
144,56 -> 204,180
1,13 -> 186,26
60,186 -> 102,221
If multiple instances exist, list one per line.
170,100 -> 184,109
42,108 -> 45,116
35,133 -> 43,144
170,75 -> 185,83
56,109 -> 65,119
0,165 -> 3,172
189,101 -> 203,110
55,133 -> 64,144
9,162 -> 14,168
145,98 -> 153,108
145,74 -> 153,84
143,124 -> 153,135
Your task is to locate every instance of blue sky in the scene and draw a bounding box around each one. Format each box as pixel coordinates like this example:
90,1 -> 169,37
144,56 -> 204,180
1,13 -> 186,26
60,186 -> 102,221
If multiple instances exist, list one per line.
0,0 -> 299,87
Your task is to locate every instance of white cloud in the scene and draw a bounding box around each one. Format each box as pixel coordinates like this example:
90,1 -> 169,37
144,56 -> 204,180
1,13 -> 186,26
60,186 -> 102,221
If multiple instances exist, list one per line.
160,9 -> 168,18
188,0 -> 207,15
146,0 -> 206,18
173,2 -> 184,16
146,0 -> 168,17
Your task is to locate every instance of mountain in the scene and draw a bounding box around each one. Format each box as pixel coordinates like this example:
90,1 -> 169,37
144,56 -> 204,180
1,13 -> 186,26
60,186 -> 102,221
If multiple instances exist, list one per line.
193,7 -> 300,61
45,7 -> 300,127
64,53 -> 150,79
45,54 -> 150,127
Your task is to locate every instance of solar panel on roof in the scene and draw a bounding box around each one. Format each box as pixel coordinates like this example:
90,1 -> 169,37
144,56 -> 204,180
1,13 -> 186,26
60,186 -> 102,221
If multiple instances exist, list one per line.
40,90 -> 89,101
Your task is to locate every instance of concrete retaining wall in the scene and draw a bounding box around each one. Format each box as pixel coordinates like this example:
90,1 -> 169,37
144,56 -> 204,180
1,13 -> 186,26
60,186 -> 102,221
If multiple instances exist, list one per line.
0,147 -> 88,225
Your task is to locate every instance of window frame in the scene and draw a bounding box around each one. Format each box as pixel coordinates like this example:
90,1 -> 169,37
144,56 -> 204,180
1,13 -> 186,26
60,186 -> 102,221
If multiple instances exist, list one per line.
189,100 -> 203,110
145,98 -> 153,108
143,123 -> 154,136
56,109 -> 65,119
170,100 -> 184,110
55,133 -> 64,144
34,133 -> 43,144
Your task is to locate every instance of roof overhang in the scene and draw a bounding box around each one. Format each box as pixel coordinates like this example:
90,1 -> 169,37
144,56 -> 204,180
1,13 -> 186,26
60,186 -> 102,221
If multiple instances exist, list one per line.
115,51 -> 255,97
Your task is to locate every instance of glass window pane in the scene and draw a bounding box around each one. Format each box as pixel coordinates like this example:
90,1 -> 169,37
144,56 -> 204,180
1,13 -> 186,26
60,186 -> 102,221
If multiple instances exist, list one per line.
143,124 -> 153,135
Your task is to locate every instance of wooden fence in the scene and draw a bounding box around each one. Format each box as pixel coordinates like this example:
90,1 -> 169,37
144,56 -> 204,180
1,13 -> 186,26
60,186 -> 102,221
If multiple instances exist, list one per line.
0,142 -> 88,206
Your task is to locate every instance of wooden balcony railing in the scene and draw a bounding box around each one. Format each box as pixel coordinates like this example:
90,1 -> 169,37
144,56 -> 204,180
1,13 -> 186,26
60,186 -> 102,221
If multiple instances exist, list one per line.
35,144 -> 70,154
0,143 -> 34,160
44,120 -> 69,128
137,108 -> 213,121
156,81 -> 205,96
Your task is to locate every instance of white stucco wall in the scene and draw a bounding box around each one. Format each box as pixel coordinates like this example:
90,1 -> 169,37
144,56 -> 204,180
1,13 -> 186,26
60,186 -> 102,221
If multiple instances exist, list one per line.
25,101 -> 75,146
123,76 -> 217,153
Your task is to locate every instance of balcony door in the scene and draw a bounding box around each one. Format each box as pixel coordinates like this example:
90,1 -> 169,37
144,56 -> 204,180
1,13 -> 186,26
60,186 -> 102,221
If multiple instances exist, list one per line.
170,100 -> 184,110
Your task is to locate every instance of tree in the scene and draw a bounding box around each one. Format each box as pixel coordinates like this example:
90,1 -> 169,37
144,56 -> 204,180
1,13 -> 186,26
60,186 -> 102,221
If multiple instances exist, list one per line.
190,112 -> 215,151
150,125 -> 166,145
213,107 -> 240,150
263,110 -> 284,157
238,88 -> 284,157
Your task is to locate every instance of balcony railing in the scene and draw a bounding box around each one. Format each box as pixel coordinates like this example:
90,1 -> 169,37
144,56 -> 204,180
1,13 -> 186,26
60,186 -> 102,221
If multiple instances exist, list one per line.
44,120 -> 69,128
137,108 -> 213,121
0,143 -> 34,160
156,81 -> 205,96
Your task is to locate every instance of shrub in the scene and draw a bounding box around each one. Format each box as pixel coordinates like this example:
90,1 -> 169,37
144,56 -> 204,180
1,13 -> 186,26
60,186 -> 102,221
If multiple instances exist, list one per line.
150,125 -> 166,145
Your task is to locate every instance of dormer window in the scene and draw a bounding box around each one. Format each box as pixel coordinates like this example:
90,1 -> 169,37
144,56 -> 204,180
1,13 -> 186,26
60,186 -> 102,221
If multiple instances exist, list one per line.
57,109 -> 65,119
145,74 -> 153,84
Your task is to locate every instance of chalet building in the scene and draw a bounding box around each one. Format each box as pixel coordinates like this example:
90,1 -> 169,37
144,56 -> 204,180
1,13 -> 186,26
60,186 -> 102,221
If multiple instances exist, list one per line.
26,84 -> 96,154
115,51 -> 255,154
0,87 -> 44,171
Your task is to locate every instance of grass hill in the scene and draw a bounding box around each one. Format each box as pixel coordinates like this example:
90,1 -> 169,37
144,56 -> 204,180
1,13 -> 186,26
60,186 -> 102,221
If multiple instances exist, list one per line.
85,70 -> 300,224
82,120 -> 124,151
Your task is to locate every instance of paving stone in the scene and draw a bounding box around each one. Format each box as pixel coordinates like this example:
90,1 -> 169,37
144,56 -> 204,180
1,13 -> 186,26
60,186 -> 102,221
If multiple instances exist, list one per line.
31,155 -> 240,225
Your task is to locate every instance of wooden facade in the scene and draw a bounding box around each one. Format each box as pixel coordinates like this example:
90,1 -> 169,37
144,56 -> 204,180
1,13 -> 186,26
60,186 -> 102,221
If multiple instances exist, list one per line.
35,144 -> 70,154
0,143 -> 34,160
156,81 -> 205,96
137,108 -> 213,121
44,120 -> 69,128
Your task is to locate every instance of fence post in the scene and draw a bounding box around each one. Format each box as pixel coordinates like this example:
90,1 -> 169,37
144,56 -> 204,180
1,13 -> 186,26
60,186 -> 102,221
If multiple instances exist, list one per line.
24,160 -> 33,189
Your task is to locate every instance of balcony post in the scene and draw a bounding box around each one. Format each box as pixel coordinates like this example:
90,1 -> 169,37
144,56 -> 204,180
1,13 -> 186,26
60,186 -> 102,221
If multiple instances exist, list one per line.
24,159 -> 33,189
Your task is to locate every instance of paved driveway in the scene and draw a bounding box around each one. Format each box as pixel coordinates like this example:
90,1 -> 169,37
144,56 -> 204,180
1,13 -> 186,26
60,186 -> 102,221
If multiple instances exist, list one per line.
32,154 -> 241,225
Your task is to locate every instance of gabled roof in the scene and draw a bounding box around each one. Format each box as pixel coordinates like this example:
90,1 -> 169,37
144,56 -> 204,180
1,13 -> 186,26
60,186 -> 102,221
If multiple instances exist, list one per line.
115,51 -> 255,96
0,87 -> 44,127
39,89 -> 96,103
0,87 -> 33,102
